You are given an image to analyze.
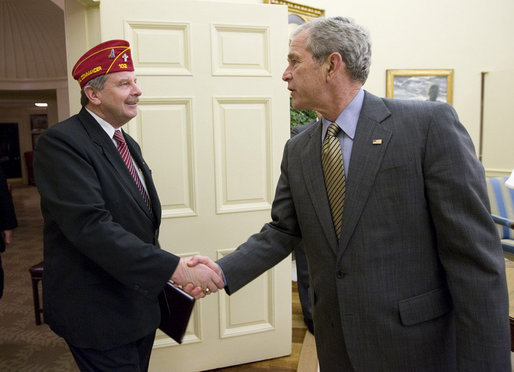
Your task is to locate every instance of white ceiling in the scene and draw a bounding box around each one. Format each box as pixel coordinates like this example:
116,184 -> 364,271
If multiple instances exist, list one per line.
0,0 -> 66,82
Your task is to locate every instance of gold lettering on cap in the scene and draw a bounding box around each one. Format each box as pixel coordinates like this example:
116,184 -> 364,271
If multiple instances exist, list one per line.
78,66 -> 102,83
118,63 -> 128,69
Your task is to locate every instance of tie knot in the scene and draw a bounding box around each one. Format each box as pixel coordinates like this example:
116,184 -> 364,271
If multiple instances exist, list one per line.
326,122 -> 340,138
113,130 -> 125,144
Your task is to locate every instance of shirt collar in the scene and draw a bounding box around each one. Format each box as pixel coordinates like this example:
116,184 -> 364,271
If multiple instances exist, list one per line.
85,107 -> 117,142
322,88 -> 364,140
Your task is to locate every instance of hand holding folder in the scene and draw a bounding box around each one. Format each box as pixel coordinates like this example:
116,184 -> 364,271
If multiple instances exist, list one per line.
160,256 -> 224,343
158,282 -> 195,344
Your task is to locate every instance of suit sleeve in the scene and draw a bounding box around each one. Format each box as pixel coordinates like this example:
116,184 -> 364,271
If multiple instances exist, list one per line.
423,104 -> 510,368
218,140 -> 302,294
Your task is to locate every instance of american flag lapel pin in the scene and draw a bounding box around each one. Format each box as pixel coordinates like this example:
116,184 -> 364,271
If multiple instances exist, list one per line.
372,139 -> 382,145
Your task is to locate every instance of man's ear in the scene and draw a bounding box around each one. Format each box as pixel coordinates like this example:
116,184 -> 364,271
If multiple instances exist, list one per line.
84,85 -> 101,105
325,52 -> 343,77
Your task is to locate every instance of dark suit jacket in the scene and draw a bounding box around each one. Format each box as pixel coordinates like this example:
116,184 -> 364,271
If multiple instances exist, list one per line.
34,108 -> 179,350
0,165 -> 17,252
218,91 -> 510,371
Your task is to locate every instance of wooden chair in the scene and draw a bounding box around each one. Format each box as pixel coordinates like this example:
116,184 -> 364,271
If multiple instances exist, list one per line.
29,261 -> 44,325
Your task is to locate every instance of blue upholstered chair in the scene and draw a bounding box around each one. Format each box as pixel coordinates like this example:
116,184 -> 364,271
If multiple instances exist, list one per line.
486,177 -> 514,255
487,176 -> 514,351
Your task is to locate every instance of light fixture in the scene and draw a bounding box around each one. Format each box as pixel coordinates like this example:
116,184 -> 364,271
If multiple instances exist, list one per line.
506,169 -> 514,189
35,102 -> 48,107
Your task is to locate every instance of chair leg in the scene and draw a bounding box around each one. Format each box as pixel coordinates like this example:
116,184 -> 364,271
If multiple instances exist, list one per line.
31,278 -> 42,325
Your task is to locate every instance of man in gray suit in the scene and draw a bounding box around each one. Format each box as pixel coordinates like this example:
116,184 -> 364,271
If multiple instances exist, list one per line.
193,17 -> 510,370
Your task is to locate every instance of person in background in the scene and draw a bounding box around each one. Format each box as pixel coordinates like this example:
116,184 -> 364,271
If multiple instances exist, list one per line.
0,165 -> 17,300
34,39 -> 222,371
427,83 -> 440,101
192,16 -> 511,371
290,118 -> 318,334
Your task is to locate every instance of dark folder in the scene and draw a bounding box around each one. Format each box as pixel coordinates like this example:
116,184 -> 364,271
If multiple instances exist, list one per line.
158,281 -> 195,344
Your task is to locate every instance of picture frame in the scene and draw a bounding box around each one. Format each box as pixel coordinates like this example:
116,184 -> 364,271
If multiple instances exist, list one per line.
30,114 -> 48,149
264,0 -> 325,27
264,0 -> 325,21
386,69 -> 454,105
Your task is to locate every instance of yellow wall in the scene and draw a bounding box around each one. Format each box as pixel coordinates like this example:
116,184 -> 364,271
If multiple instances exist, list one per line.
229,0 -> 514,174
286,0 -> 513,147
6,0 -> 512,182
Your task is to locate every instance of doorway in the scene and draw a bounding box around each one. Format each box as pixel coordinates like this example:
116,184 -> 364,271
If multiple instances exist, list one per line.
0,123 -> 21,179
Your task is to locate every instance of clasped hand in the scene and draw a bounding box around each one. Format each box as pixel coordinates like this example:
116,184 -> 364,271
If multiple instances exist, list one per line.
170,256 -> 223,299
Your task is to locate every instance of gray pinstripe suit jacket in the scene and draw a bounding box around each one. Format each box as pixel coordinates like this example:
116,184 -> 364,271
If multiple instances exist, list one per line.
218,91 -> 510,371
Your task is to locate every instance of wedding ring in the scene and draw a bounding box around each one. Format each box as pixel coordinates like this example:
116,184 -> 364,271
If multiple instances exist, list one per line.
204,288 -> 210,294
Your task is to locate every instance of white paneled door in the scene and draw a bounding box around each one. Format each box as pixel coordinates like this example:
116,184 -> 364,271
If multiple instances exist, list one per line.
65,0 -> 291,370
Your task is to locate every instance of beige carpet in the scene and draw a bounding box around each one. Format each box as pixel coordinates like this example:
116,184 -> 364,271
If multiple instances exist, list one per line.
0,185 -> 78,371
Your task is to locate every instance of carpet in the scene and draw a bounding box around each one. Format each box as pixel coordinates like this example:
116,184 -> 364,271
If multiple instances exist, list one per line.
0,185 -> 78,371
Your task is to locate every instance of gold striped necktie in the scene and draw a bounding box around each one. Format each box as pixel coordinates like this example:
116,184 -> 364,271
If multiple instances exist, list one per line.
322,122 -> 345,239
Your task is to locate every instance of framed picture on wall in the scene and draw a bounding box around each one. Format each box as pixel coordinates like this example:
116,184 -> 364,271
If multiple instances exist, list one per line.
30,114 -> 48,149
386,69 -> 454,105
264,0 -> 324,21
264,0 -> 325,36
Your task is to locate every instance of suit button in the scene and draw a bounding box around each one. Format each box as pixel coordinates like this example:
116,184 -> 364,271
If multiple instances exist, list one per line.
336,270 -> 344,279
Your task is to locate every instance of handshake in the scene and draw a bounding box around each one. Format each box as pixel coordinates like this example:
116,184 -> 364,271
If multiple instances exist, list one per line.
170,255 -> 224,299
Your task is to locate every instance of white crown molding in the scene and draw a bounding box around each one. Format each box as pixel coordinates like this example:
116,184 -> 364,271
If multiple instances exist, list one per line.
50,0 -> 64,10
0,78 -> 68,91
76,0 -> 100,8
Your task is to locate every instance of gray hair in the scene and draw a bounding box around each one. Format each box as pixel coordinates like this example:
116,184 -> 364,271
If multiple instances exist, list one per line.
80,74 -> 109,106
293,16 -> 372,84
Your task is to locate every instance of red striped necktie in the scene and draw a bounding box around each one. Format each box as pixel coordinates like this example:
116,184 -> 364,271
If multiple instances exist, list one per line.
113,130 -> 151,210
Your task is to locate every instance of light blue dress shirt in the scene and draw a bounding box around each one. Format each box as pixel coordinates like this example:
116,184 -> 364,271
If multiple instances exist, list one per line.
321,89 -> 365,179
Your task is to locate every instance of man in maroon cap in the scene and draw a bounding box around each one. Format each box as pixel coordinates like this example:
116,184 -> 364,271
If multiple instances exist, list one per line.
34,39 -> 222,371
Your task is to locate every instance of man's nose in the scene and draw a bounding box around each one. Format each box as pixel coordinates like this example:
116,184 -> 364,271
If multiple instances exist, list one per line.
282,67 -> 291,81
132,83 -> 142,96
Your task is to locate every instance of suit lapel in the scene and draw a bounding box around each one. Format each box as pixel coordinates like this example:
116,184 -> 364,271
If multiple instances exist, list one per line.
78,109 -> 156,223
337,92 -> 392,261
300,123 -> 340,254
124,135 -> 161,223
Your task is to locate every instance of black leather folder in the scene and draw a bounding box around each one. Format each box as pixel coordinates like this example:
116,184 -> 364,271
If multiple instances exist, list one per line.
158,281 -> 195,344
